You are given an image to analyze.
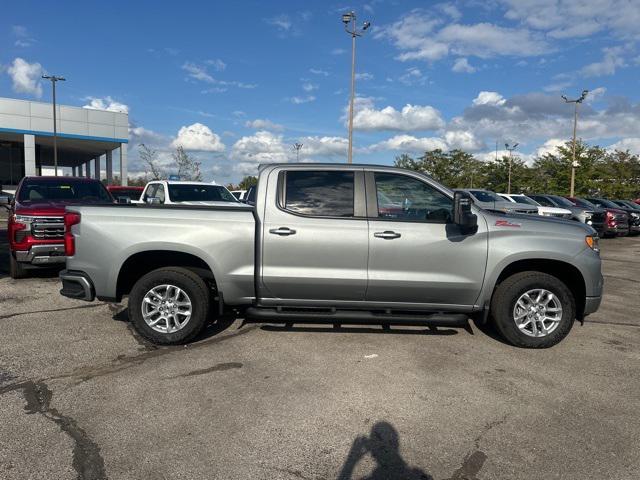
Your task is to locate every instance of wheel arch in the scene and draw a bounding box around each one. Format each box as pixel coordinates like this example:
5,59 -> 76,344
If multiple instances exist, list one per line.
116,250 -> 217,301
491,258 -> 586,319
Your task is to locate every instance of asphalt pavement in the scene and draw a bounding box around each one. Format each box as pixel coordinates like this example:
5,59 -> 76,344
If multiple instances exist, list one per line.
0,221 -> 639,479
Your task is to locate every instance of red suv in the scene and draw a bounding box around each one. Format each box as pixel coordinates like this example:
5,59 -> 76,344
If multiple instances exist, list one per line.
2,177 -> 114,278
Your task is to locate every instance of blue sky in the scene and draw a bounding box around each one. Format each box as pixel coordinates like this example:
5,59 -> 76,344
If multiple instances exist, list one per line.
2,0 -> 640,182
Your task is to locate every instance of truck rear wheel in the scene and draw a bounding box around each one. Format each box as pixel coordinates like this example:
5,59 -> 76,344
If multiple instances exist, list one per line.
129,267 -> 210,345
490,271 -> 575,348
9,254 -> 28,279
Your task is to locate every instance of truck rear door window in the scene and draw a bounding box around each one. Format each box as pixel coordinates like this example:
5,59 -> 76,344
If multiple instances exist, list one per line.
283,171 -> 354,217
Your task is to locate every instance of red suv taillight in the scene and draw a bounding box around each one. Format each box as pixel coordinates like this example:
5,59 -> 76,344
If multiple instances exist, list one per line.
64,212 -> 81,256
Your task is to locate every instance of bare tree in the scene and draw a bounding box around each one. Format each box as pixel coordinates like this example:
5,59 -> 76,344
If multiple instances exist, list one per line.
173,146 -> 202,181
139,144 -> 165,180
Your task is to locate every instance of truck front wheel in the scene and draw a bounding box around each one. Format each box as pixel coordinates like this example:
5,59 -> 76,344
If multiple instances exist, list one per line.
490,271 -> 575,348
9,254 -> 28,279
129,267 -> 211,345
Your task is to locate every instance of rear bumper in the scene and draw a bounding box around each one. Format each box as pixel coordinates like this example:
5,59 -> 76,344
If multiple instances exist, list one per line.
583,295 -> 602,316
59,270 -> 95,301
15,244 -> 65,265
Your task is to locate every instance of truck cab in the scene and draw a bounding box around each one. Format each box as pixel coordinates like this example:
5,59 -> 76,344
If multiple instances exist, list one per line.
140,180 -> 243,207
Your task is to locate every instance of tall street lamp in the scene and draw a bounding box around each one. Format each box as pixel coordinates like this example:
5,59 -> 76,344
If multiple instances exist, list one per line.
342,11 -> 370,164
42,74 -> 66,176
505,142 -> 518,194
562,89 -> 588,197
293,142 -> 303,162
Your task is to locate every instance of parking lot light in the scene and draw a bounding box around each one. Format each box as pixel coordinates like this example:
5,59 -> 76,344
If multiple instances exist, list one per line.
562,90 -> 589,197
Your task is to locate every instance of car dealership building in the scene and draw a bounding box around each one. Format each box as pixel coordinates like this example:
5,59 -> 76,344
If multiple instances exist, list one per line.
0,96 -> 129,190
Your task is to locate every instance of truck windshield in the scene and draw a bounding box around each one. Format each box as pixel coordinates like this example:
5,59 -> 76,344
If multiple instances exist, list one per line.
547,195 -> 575,208
470,190 -> 501,202
512,196 -> 539,206
168,184 -> 238,202
111,188 -> 142,200
18,179 -> 113,203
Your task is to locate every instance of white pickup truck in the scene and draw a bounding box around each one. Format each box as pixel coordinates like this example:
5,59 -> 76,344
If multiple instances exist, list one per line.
140,180 -> 243,207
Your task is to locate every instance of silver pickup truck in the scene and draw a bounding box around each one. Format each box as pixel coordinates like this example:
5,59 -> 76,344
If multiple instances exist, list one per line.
60,163 -> 603,348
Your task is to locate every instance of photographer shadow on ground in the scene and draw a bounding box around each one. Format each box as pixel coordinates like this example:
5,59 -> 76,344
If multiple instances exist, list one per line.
338,421 -> 433,480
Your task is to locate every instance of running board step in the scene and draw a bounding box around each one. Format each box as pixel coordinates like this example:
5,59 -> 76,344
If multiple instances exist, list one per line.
244,307 -> 469,328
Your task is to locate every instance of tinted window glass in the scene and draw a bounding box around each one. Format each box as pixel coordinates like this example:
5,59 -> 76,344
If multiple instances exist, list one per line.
375,173 -> 452,222
168,185 -> 237,202
530,195 -> 554,207
513,196 -> 538,205
156,184 -> 166,203
547,195 -> 574,208
284,171 -> 354,217
111,188 -> 142,200
18,179 -> 112,203
470,190 -> 501,202
573,198 -> 596,208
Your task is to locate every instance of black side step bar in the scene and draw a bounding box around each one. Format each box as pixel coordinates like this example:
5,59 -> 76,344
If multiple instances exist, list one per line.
245,307 -> 469,328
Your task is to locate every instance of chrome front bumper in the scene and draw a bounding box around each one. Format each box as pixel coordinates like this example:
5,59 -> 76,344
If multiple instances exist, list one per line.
15,244 -> 66,265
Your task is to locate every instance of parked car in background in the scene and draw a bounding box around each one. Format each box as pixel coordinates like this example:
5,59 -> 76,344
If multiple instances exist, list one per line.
567,197 -> 629,237
499,193 -> 572,219
140,180 -> 243,206
231,189 -> 247,201
586,197 -> 640,235
106,185 -> 144,203
462,189 -> 538,215
529,194 -> 605,235
60,163 -> 602,349
1,176 -> 115,278
611,199 -> 640,213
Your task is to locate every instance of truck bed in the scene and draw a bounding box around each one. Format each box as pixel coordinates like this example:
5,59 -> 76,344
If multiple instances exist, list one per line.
66,204 -> 256,304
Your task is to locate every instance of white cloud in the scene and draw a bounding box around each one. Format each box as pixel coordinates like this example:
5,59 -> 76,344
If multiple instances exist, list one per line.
309,68 -> 329,76
302,82 -> 318,92
245,119 -> 284,131
171,123 -> 225,152
376,11 -> 550,63
7,58 -> 43,97
12,25 -> 35,47
369,135 -> 448,152
398,67 -> 428,86
205,58 -> 226,71
298,136 -> 348,157
355,72 -> 374,81
231,130 -> 291,168
608,138 -> 640,154
129,125 -> 164,146
182,62 -> 256,89
352,103 -> 445,131
265,14 -> 292,32
472,91 -> 506,106
444,130 -> 484,150
83,96 -> 129,113
533,138 -> 565,157
331,48 -> 347,55
580,47 -> 626,77
182,62 -> 214,83
290,95 -> 316,104
452,57 -> 476,73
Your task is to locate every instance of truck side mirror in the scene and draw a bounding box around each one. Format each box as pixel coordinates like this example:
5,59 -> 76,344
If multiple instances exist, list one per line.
453,191 -> 477,232
146,197 -> 161,205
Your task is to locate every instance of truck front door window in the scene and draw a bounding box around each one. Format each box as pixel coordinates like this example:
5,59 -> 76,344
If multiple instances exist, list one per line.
284,171 -> 354,217
374,173 -> 452,222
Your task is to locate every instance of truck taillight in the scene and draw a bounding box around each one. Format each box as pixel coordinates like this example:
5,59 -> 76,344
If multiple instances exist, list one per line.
64,212 -> 81,256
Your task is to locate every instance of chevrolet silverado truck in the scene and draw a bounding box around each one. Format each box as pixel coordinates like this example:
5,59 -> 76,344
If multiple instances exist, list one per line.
59,164 -> 603,348
2,176 -> 114,278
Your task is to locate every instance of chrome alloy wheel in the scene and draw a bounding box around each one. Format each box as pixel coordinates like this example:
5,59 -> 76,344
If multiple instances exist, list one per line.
513,288 -> 563,337
141,284 -> 192,334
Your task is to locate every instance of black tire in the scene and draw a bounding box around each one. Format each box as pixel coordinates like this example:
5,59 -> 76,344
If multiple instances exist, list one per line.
129,267 -> 211,345
490,271 -> 575,348
9,254 -> 28,279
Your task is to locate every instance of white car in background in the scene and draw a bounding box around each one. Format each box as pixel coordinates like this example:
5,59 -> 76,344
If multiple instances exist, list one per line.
141,180 -> 244,207
499,193 -> 573,219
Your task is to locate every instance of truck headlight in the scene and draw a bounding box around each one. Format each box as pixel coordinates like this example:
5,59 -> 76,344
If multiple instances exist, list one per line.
14,214 -> 35,223
585,235 -> 600,253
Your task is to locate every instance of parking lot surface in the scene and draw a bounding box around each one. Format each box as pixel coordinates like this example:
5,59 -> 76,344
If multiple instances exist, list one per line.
1,219 -> 639,479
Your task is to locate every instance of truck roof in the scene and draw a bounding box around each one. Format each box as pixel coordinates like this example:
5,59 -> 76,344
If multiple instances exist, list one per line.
146,180 -> 219,186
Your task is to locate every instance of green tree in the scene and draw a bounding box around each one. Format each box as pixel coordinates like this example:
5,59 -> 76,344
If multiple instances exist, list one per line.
238,175 -> 258,190
394,149 -> 483,189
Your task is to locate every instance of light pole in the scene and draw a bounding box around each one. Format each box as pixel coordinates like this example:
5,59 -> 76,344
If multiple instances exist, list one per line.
342,11 -> 370,164
42,74 -> 66,176
505,142 -> 518,194
562,89 -> 588,197
293,142 -> 303,162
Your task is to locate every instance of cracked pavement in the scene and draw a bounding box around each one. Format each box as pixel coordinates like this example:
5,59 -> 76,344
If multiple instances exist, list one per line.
0,222 -> 639,479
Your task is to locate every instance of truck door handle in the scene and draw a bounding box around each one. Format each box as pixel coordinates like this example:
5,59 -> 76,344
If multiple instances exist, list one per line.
269,227 -> 297,236
374,230 -> 401,239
